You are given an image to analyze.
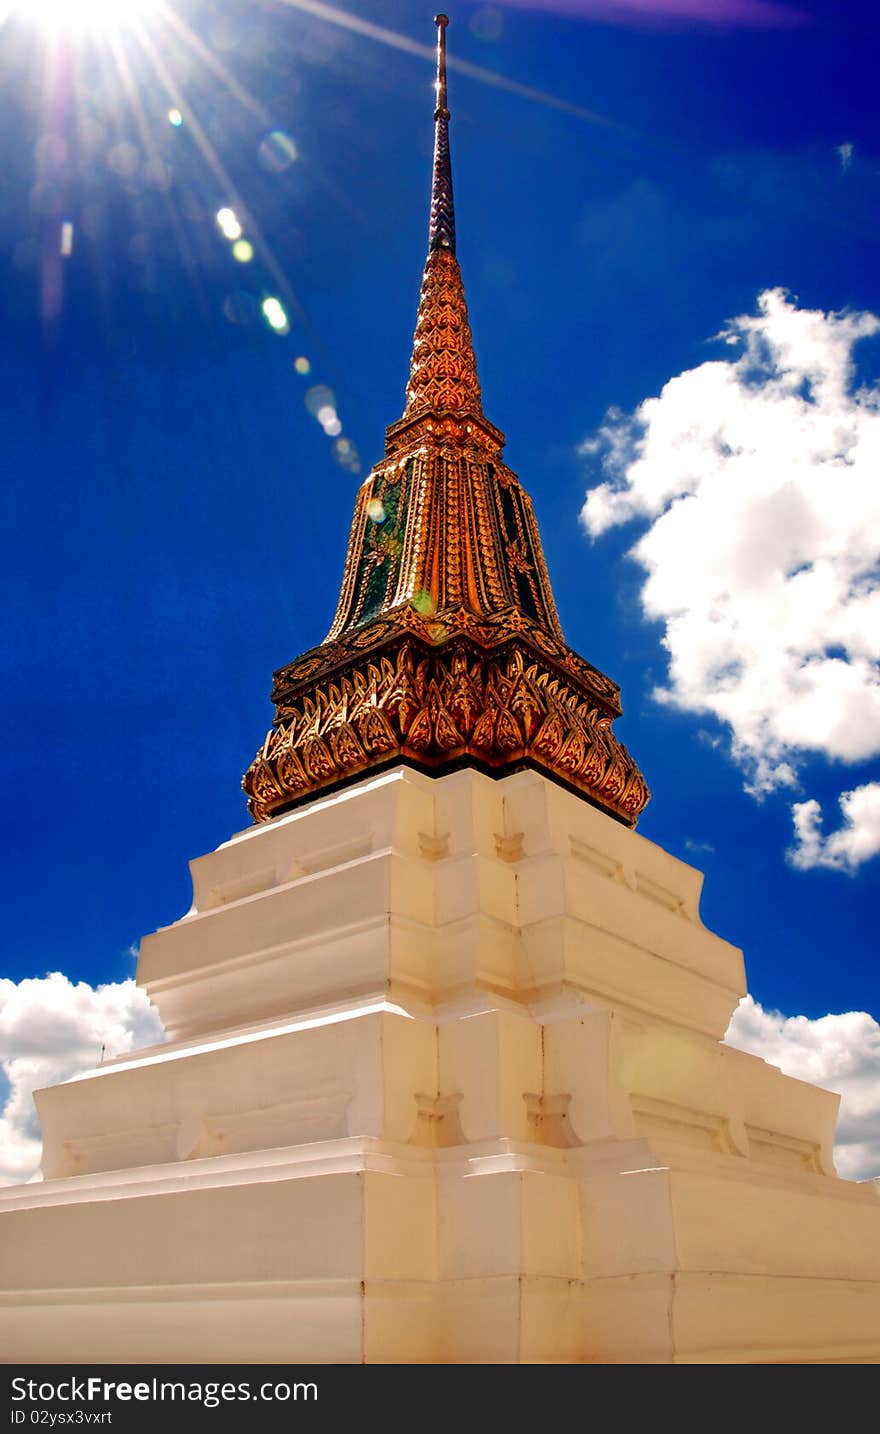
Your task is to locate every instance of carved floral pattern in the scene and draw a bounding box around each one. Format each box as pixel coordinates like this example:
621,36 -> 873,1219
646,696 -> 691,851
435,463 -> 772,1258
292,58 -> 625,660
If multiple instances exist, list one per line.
405,248 -> 482,418
243,634 -> 649,828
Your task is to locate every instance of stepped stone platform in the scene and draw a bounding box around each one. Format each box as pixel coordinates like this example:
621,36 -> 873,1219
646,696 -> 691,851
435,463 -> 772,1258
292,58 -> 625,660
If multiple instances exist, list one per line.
2,766 -> 878,1364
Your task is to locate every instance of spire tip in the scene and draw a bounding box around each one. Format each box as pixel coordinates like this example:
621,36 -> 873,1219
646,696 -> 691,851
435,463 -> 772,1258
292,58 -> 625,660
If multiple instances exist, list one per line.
434,13 -> 449,119
429,13 -> 454,250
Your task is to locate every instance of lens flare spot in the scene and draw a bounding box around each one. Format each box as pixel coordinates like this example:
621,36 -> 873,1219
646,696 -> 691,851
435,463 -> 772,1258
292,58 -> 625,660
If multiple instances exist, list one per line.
59,221 -> 74,257
411,590 -> 435,617
304,384 -> 336,418
144,157 -> 172,191
293,356 -> 311,376
367,498 -> 386,523
470,6 -> 503,42
232,239 -> 253,263
322,416 -> 343,437
223,291 -> 256,326
333,438 -> 361,474
107,142 -> 139,178
209,14 -> 241,51
216,207 -> 242,241
261,296 -> 289,333
168,109 -> 183,128
258,129 -> 298,173
35,134 -> 67,180
426,620 -> 449,646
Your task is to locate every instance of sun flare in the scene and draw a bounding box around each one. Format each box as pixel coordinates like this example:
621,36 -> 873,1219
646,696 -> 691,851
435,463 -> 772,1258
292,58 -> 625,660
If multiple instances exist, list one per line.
13,0 -> 158,35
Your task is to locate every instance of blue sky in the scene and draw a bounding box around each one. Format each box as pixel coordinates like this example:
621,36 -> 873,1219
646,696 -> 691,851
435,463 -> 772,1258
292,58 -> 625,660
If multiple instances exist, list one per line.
0,0 -> 878,1178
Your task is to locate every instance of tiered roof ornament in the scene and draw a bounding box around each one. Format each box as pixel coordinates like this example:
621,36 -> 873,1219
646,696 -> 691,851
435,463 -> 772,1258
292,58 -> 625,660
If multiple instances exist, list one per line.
243,16 -> 649,827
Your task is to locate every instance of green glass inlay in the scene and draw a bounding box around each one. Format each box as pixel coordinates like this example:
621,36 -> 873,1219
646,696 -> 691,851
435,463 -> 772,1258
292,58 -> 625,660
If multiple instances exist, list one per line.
350,460 -> 413,628
359,553 -> 392,624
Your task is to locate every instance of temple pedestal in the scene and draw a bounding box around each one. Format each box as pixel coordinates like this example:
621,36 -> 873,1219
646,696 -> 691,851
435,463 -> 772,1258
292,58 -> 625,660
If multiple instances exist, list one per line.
2,767 -> 878,1364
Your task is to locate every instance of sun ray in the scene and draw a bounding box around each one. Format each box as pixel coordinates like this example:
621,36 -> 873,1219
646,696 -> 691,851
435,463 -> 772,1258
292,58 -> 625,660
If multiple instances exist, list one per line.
152,0 -> 272,128
34,29 -> 74,330
13,0 -> 159,35
275,0 -> 638,136
130,17 -> 326,360
105,25 -> 207,305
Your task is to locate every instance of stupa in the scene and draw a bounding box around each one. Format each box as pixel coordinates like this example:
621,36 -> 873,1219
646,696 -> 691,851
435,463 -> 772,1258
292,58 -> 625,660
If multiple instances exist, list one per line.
1,18 -> 878,1365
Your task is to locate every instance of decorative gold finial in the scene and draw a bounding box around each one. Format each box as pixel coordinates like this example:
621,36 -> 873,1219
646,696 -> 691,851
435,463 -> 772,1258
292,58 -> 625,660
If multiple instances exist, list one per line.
241,18 -> 650,831
429,14 -> 454,253
398,12 -> 485,424
434,15 -> 449,117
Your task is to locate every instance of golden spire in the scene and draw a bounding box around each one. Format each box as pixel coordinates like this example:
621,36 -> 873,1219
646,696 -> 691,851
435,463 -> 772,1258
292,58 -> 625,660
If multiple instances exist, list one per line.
242,19 -> 650,830
404,15 -> 482,423
428,15 -> 454,254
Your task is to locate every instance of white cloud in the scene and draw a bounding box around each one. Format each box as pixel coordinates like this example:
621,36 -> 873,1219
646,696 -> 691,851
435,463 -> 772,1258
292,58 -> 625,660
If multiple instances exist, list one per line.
0,973 -> 165,1186
789,781 -> 880,871
580,288 -> 880,860
725,995 -> 880,1181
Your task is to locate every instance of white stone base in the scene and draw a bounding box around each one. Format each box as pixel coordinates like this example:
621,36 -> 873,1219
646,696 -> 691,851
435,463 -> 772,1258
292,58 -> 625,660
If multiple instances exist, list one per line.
2,767 -> 878,1363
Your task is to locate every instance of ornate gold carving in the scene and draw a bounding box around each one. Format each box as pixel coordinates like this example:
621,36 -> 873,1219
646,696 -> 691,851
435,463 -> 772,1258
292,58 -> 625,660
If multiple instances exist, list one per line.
324,483 -> 372,644
274,604 -> 620,714
243,630 -> 649,828
324,433 -> 567,646
405,248 -> 482,420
